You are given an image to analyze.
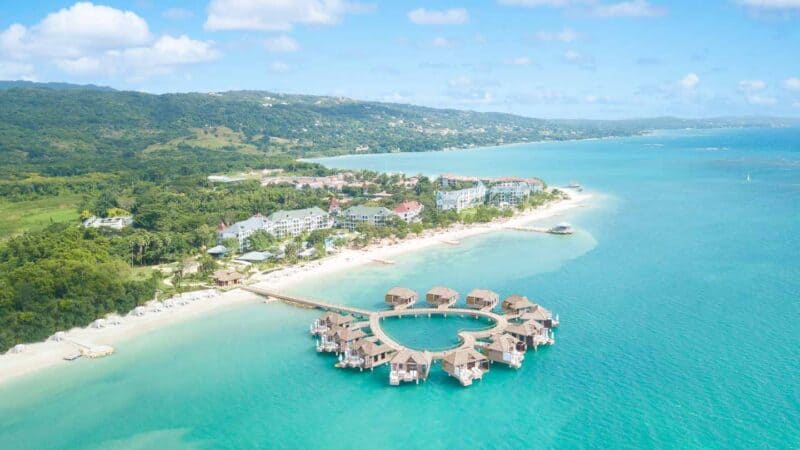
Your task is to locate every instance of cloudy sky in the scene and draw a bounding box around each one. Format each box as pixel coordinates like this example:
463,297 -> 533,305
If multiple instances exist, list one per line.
1,0 -> 799,118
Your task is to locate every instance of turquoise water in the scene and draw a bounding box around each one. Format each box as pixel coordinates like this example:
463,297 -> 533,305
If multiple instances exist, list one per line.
379,315 -> 495,352
1,128 -> 799,448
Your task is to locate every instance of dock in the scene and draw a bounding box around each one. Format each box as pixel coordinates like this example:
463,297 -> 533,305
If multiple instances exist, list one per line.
246,283 -> 558,387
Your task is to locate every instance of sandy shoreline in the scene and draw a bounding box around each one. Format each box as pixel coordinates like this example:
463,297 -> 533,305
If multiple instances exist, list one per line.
0,190 -> 592,386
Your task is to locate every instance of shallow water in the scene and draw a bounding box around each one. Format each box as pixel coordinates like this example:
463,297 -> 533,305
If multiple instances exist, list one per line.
1,128 -> 799,448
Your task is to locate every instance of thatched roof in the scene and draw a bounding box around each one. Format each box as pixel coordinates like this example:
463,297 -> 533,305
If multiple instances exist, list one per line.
213,270 -> 243,282
426,286 -> 458,300
354,339 -> 393,356
484,334 -> 519,353
386,287 -> 418,299
502,295 -> 535,310
466,289 -> 499,303
328,326 -> 366,341
520,305 -> 553,322
319,311 -> 354,325
442,348 -> 487,367
391,349 -> 432,366
505,321 -> 543,337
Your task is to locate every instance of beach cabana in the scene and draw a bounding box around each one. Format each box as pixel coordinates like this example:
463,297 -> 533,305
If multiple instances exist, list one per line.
213,269 -> 244,287
519,304 -> 559,328
11,344 -> 26,354
505,321 -> 553,348
441,348 -> 490,386
50,331 -> 66,342
425,286 -> 459,309
91,319 -> 106,329
501,295 -> 536,315
389,349 -> 433,385
465,289 -> 499,311
385,287 -> 418,310
481,334 -> 526,369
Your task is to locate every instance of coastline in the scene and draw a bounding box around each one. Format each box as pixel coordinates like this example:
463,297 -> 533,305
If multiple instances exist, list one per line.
0,190 -> 592,386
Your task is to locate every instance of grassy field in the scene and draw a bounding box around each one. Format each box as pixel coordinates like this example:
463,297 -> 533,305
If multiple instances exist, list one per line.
0,194 -> 81,238
144,126 -> 258,153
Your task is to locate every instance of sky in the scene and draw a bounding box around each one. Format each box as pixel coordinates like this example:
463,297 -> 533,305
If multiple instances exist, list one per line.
1,1 -> 799,119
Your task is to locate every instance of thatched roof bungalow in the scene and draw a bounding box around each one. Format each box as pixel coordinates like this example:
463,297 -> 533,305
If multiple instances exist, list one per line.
390,349 -> 433,385
426,286 -> 459,309
441,348 -> 490,386
520,304 -> 558,328
501,295 -> 536,315
482,334 -> 525,368
385,287 -> 418,310
310,311 -> 355,336
505,321 -> 553,348
465,289 -> 499,311
348,338 -> 395,370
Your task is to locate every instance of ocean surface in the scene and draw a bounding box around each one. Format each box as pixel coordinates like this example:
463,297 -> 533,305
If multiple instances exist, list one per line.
1,128 -> 799,449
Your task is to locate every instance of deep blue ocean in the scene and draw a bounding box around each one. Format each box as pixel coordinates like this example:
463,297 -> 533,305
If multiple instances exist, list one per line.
1,128 -> 798,449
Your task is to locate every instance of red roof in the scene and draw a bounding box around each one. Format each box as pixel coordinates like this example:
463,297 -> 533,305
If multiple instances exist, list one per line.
329,197 -> 340,206
394,200 -> 423,214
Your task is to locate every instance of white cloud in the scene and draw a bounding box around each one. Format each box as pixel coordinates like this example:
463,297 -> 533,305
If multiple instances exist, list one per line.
205,0 -> 366,31
408,8 -> 469,25
591,1 -> 666,17
783,77 -> 800,90
269,61 -> 291,73
0,3 -> 218,79
737,0 -> 800,9
431,37 -> 454,48
0,61 -> 36,80
264,35 -> 301,52
449,76 -> 472,87
162,8 -> 194,20
534,27 -> 579,42
563,49 -> 595,68
507,56 -> 533,65
746,94 -> 777,105
738,79 -> 766,91
680,72 -> 700,89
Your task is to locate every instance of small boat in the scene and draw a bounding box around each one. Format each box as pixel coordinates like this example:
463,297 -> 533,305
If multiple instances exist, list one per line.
746,173 -> 751,183
567,181 -> 583,191
548,223 -> 574,235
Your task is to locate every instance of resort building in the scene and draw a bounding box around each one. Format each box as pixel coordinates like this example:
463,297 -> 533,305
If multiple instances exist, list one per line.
82,216 -> 133,230
213,270 -> 244,287
219,214 -> 274,251
466,289 -> 500,311
206,245 -> 229,258
235,251 -> 273,263
501,295 -> 537,315
481,334 -> 526,369
389,349 -> 433,385
340,205 -> 396,230
519,304 -> 559,328
343,338 -> 395,370
488,181 -> 535,207
425,286 -> 459,309
328,197 -> 341,215
323,326 -> 367,353
505,321 -> 553,348
393,200 -> 424,223
268,207 -> 333,238
441,348 -> 490,386
385,287 -> 418,310
435,182 -> 487,211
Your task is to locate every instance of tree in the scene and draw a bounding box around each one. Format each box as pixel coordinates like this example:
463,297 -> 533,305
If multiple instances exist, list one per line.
247,230 -> 276,251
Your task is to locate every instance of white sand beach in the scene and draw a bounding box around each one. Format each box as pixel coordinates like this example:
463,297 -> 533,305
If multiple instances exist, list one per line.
0,190 -> 591,386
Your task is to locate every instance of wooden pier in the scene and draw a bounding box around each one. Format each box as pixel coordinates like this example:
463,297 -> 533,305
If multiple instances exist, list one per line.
244,286 -> 373,317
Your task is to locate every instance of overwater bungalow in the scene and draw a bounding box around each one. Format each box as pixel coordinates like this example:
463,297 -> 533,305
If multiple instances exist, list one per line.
520,304 -> 559,328
319,326 -> 367,353
481,334 -> 526,369
389,349 -> 433,385
441,348 -> 490,386
501,295 -> 536,315
385,287 -> 418,310
342,338 -> 395,371
465,289 -> 499,311
310,311 -> 354,336
425,286 -> 459,309
505,321 -> 553,348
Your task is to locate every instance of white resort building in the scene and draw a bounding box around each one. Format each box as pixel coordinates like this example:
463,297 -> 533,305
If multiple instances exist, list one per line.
268,207 -> 333,238
82,216 -> 133,230
435,182 -> 487,211
340,205 -> 396,230
218,214 -> 274,251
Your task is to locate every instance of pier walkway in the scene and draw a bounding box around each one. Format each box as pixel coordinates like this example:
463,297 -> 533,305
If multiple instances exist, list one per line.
244,286 -> 372,317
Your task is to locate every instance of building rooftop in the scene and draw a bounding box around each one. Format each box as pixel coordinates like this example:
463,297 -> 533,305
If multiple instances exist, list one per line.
268,206 -> 328,222
503,295 -> 536,310
427,286 -> 458,299
343,205 -> 395,217
386,287 -> 417,299
442,348 -> 488,366
393,200 -> 423,214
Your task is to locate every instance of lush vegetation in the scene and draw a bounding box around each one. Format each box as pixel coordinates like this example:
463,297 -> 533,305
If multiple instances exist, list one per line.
0,224 -> 159,351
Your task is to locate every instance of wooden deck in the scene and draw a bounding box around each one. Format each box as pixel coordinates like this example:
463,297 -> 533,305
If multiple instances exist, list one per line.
243,286 -> 373,317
